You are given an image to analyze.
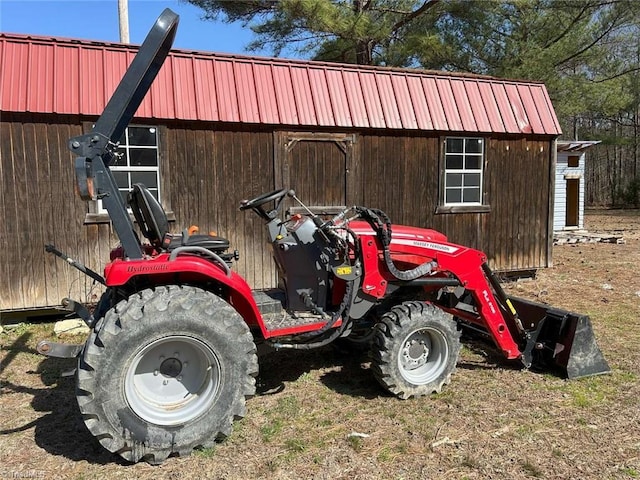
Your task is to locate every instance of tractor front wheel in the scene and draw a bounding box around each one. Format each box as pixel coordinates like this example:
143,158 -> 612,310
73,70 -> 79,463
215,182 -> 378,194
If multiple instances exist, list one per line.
371,301 -> 461,399
76,285 -> 258,464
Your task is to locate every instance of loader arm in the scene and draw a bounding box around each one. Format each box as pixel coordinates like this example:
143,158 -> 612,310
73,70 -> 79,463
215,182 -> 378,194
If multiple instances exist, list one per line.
382,234 -> 610,378
346,218 -> 609,378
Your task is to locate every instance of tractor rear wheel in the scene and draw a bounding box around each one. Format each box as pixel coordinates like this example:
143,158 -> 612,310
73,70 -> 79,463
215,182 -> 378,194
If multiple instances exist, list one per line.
371,301 -> 461,399
76,285 -> 258,464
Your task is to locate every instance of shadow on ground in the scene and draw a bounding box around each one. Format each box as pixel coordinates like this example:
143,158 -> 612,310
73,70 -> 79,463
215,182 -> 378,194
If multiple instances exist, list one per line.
0,334 -> 123,465
256,343 -> 383,399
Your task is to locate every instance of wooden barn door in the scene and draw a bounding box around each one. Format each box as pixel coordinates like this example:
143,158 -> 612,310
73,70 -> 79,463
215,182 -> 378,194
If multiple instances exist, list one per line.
566,178 -> 580,227
275,132 -> 356,214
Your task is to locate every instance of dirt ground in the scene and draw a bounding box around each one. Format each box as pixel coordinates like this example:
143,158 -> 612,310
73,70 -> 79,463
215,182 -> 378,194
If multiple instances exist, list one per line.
1,209 -> 639,480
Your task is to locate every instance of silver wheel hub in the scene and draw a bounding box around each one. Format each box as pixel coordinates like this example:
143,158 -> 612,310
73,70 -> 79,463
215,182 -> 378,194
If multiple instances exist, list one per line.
402,338 -> 430,370
397,327 -> 449,385
125,336 -> 221,426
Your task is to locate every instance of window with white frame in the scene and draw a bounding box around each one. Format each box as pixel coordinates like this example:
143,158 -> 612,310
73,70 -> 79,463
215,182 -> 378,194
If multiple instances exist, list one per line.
444,137 -> 484,205
101,125 -> 160,211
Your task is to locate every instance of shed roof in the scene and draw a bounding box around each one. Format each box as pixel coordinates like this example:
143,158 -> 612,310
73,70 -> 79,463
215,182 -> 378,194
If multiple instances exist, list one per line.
557,140 -> 601,152
0,32 -> 561,135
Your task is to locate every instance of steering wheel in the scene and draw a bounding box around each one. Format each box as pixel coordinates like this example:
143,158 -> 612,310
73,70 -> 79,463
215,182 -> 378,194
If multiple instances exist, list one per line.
239,188 -> 290,221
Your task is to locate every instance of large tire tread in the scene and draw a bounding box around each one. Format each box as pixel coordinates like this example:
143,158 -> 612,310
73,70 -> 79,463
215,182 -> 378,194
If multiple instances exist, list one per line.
371,301 -> 461,400
76,285 -> 258,464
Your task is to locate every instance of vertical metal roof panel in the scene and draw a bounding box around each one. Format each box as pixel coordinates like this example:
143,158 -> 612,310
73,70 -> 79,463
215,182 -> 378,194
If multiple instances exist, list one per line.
290,66 -> 317,125
533,84 -> 562,135
518,85 -> 559,134
192,57 -> 219,121
450,79 -> 477,132
421,77 -> 448,131
212,59 -> 240,122
271,64 -> 299,125
0,33 -> 562,136
359,71 -> 385,129
464,81 -> 492,133
477,81 -> 506,133
133,50 -> 155,119
102,47 -> 128,113
406,75 -> 433,130
391,75 -> 418,130
27,42 -> 54,113
324,69 -> 353,127
78,47 -> 104,116
436,78 -> 462,131
491,83 -> 520,133
516,84 -> 545,135
233,61 -> 260,123
504,83 -> 532,134
53,45 -> 79,114
342,70 -> 369,128
376,73 -> 402,129
252,63 -> 279,124
308,67 -> 335,126
172,55 -> 198,120
1,40 -> 28,112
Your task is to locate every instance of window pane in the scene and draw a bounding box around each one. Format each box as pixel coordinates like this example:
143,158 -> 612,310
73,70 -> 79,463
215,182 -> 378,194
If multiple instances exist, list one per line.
119,189 -> 129,205
463,187 -> 481,203
446,188 -> 462,203
112,171 -> 129,189
465,155 -> 482,170
131,171 -> 159,188
128,126 -> 157,146
446,155 -> 463,170
129,148 -> 158,166
446,138 -> 464,153
465,138 -> 483,153
465,173 -> 481,187
447,173 -> 462,187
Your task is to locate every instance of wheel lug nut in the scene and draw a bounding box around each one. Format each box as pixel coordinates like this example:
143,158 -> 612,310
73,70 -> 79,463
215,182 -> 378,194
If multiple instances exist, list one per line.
153,370 -> 159,376
159,355 -> 165,360
163,380 -> 168,385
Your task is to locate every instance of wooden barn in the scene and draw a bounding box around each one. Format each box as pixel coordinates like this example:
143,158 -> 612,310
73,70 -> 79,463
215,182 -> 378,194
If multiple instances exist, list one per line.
0,32 -> 562,313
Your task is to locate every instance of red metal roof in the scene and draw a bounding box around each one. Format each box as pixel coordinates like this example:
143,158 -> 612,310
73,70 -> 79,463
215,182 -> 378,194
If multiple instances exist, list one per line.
0,33 -> 562,135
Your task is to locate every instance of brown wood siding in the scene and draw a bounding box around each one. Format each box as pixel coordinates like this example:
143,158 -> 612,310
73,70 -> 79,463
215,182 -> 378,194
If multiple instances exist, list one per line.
163,126 -> 277,289
356,133 -> 551,272
0,115 -> 278,311
1,114 -> 552,312
0,114 -> 105,311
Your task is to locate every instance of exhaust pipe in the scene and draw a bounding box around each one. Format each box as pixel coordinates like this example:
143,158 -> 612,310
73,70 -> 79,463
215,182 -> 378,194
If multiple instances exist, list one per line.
511,296 -> 610,379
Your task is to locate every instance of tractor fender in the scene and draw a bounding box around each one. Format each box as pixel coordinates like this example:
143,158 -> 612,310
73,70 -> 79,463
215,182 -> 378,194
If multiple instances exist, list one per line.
103,254 -> 268,337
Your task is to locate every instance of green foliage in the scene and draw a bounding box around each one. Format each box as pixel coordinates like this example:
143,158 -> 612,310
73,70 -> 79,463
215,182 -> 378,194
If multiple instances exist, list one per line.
186,0 -> 446,65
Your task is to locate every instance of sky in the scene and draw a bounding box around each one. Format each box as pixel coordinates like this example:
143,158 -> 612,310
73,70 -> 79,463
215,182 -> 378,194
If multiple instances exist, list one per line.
0,0 -> 278,57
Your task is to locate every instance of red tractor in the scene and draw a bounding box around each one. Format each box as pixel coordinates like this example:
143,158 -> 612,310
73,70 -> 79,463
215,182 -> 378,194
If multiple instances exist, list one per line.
39,9 -> 609,464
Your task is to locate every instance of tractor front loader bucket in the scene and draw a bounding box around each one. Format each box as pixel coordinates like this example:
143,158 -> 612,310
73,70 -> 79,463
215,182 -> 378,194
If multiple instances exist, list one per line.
510,296 -> 611,379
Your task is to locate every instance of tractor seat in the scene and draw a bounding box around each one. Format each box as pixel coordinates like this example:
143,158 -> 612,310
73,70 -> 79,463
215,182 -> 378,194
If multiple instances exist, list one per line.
128,183 -> 230,254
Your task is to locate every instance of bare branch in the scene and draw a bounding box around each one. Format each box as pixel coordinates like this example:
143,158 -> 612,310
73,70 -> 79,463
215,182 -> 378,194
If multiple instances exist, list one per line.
391,0 -> 440,33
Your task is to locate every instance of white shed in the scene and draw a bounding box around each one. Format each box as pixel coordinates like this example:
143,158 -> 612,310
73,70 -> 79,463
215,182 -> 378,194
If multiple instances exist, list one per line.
554,141 -> 600,232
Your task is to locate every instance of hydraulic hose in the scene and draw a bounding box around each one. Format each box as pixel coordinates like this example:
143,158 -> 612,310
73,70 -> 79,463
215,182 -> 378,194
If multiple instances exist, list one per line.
268,273 -> 355,350
355,207 -> 436,281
